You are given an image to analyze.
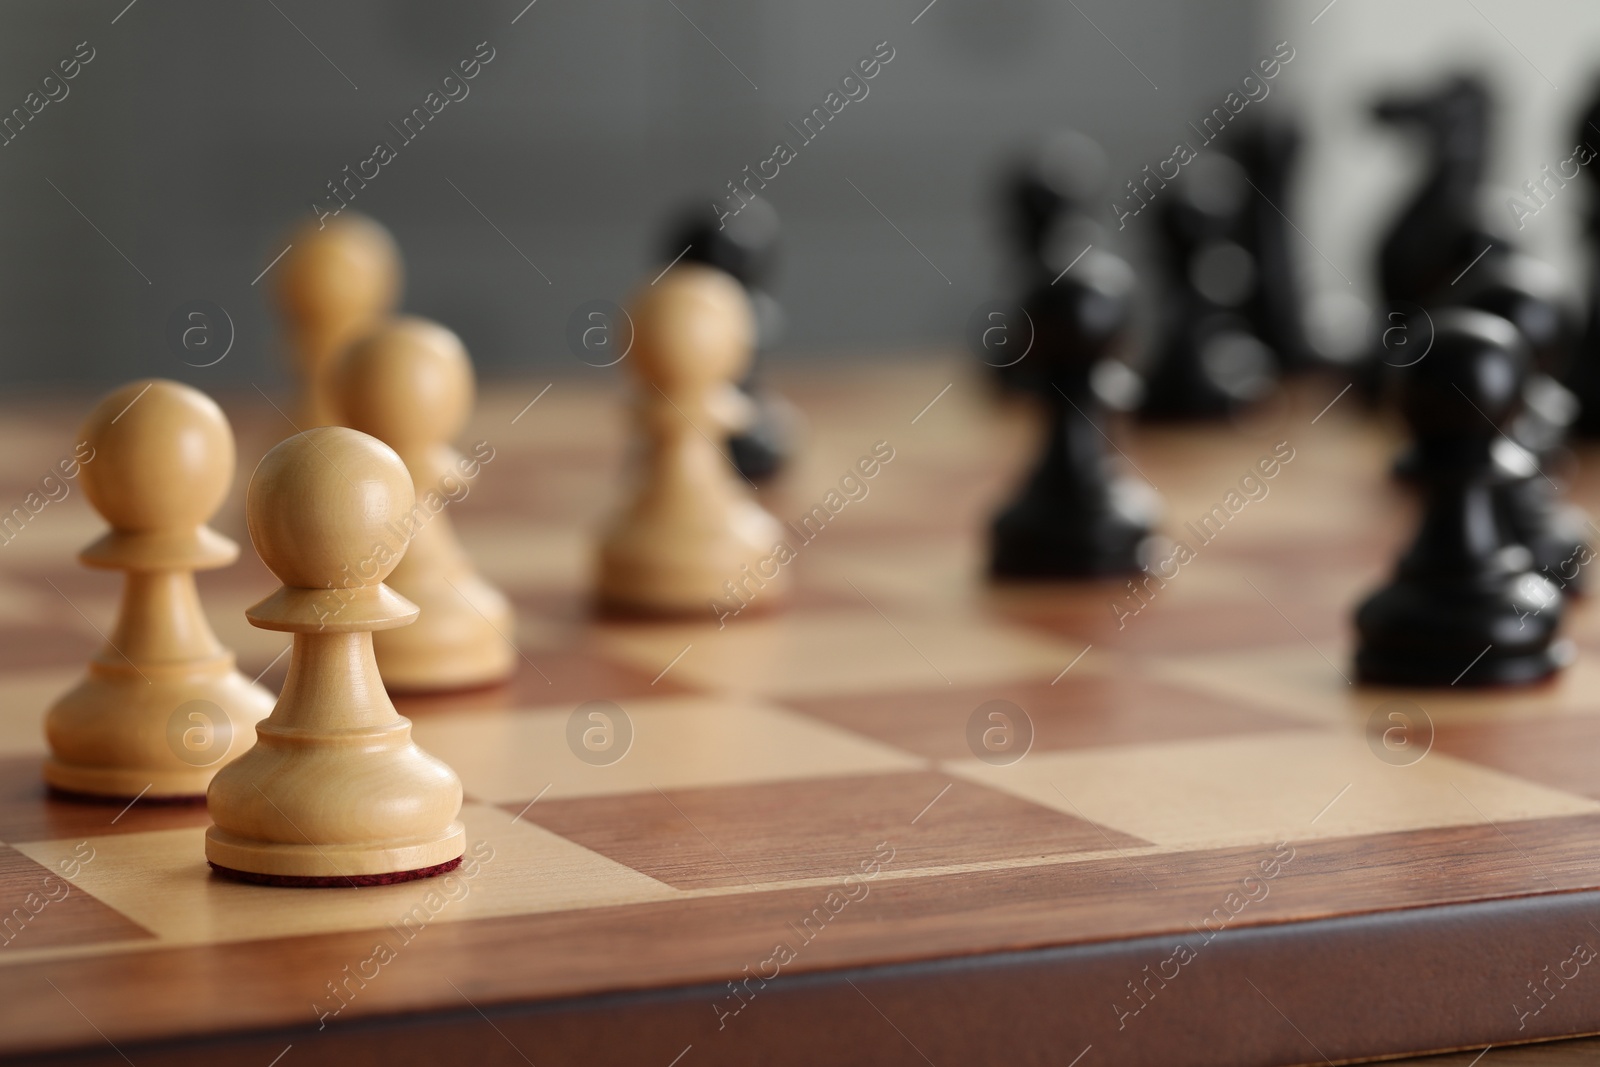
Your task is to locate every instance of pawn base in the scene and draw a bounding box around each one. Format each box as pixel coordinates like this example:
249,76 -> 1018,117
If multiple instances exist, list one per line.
47,784 -> 207,806
43,764 -> 217,802
375,574 -> 517,693
43,661 -> 274,800
204,821 -> 466,883
1357,639 -> 1573,687
1354,575 -> 1569,687
990,479 -> 1157,580
209,855 -> 461,888
599,500 -> 789,616
990,525 -> 1153,579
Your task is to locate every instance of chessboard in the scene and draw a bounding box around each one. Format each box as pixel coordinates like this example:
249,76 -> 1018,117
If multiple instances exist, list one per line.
6,359 -> 1600,1067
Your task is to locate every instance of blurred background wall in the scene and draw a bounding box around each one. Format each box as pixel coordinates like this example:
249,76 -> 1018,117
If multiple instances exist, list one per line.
0,0 -> 1263,388
12,1 -> 1599,390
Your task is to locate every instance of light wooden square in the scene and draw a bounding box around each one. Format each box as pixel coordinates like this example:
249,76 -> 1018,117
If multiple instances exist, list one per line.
409,695 -> 924,803
598,608 -> 1079,697
1152,645 -> 1600,727
946,729 -> 1600,851
14,801 -> 680,950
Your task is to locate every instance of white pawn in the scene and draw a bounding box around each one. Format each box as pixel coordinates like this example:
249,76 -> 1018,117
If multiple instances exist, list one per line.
598,263 -> 789,615
205,427 -> 464,886
273,212 -> 402,428
45,380 -> 275,799
333,316 -> 516,691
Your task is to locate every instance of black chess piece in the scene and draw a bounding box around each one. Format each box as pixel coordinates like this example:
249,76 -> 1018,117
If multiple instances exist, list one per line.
1454,253 -> 1579,455
1392,254 -> 1577,472
1373,76 -> 1508,308
1363,75 -> 1510,405
1445,254 -> 1590,592
989,131 -> 1111,392
1566,83 -> 1600,436
1139,153 -> 1278,419
1229,116 -> 1314,374
661,199 -> 798,483
1355,310 -> 1569,686
990,247 -> 1159,578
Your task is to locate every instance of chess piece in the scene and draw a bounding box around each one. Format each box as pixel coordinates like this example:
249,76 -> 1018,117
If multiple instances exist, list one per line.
990,247 -> 1160,578
1390,254 -> 1578,481
274,212 -> 402,428
1355,310 -> 1569,686
598,264 -> 789,615
44,381 -> 275,799
1002,131 -> 1109,285
1140,153 -> 1278,419
333,316 -> 516,690
1229,117 -> 1314,373
1454,253 -> 1580,456
991,130 -> 1111,393
1372,76 -> 1506,308
663,199 -> 800,483
1363,76 -> 1508,404
1566,83 -> 1600,436
206,427 -> 465,886
1449,255 -> 1591,592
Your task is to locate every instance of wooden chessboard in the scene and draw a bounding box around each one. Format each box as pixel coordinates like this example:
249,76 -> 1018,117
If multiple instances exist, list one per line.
6,360 -> 1600,1066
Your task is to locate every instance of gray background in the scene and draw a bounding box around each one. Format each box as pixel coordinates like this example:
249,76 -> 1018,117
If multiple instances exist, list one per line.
0,0 -> 1270,389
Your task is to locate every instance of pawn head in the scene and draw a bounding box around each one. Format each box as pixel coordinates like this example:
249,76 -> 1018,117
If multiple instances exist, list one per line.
1031,247 -> 1136,371
628,264 -> 754,391
1400,308 -> 1528,438
274,212 -> 402,331
336,316 -> 473,450
79,380 -> 235,532
247,427 -> 415,591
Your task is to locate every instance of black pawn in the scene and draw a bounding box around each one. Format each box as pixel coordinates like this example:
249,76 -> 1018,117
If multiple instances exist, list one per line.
661,199 -> 796,483
1455,254 -> 1579,454
1391,255 -> 1578,479
1140,153 -> 1278,419
990,248 -> 1159,578
1355,310 -> 1569,686
1453,255 -> 1590,593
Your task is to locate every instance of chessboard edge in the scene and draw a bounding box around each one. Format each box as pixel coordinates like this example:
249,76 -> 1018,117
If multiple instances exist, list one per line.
9,887 -> 1600,1067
